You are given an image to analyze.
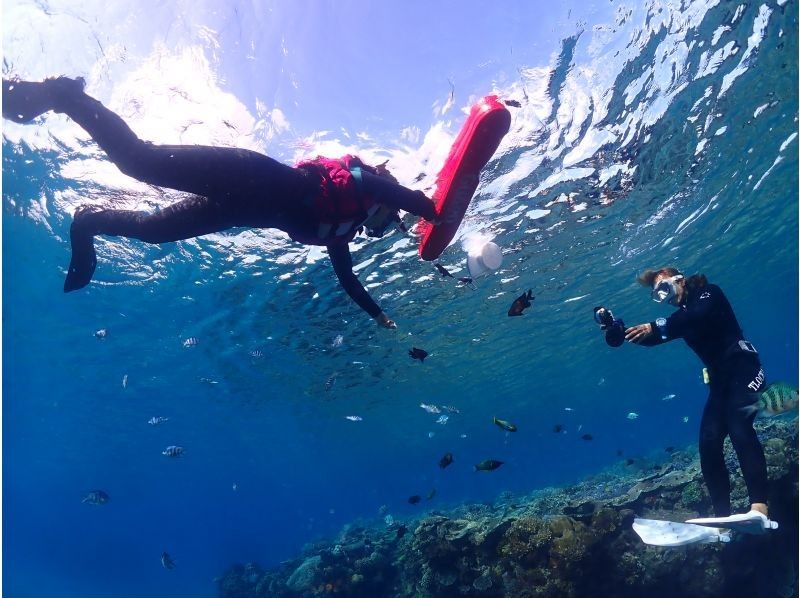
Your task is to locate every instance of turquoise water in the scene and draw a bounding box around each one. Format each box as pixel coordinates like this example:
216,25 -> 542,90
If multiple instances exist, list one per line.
3,0 -> 798,596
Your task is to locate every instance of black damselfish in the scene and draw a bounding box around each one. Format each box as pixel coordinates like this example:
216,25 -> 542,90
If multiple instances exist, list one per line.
439,452 -> 454,469
409,347 -> 428,362
508,289 -> 534,316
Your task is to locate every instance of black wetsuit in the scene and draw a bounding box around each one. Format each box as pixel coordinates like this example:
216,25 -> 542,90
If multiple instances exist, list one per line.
641,283 -> 767,516
10,79 -> 436,318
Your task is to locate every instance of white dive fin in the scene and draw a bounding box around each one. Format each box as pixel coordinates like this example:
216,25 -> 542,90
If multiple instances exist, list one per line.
686,510 -> 779,535
632,518 -> 732,547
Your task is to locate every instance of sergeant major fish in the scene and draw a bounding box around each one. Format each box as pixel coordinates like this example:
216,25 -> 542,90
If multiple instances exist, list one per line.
148,417 -> 169,426
82,490 -> 110,505
741,382 -> 799,417
162,445 -> 185,457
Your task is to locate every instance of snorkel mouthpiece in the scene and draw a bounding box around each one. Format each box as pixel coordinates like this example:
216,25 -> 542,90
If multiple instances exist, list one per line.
651,275 -> 683,304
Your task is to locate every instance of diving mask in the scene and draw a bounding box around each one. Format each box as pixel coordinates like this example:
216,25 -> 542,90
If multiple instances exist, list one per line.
651,275 -> 684,304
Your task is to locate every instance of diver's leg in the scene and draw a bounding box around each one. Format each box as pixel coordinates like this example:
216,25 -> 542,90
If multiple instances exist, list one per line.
698,394 -> 731,517
359,171 -> 437,221
726,362 -> 769,513
3,77 -> 307,200
65,195 -> 235,292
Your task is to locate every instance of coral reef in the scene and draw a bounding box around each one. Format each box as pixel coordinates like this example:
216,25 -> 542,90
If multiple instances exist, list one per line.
218,418 -> 798,597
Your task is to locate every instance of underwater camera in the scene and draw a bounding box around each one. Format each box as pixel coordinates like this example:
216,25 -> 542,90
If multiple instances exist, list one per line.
593,306 -> 625,347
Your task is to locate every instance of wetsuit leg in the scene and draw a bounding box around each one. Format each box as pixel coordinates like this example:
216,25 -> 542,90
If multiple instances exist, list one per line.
359,171 -> 436,220
724,358 -> 769,506
699,388 -> 731,517
55,84 -> 304,199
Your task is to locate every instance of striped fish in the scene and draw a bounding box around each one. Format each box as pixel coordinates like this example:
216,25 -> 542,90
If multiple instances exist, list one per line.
742,382 -> 798,417
162,445 -> 185,457
82,490 -> 110,505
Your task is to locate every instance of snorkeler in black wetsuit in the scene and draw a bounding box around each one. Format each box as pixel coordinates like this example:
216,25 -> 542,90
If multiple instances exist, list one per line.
625,267 -> 769,519
2,76 -> 440,328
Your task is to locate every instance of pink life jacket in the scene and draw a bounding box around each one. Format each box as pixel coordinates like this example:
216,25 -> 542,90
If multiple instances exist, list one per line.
292,155 -> 382,246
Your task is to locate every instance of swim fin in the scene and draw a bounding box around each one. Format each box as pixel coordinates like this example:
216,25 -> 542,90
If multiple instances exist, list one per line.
686,510 -> 779,535
2,76 -> 85,123
632,518 -> 731,547
64,207 -> 98,292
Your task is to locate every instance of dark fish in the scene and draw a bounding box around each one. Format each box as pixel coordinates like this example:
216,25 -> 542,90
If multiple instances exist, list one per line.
161,552 -> 175,570
82,490 -> 110,505
581,434 -> 593,441
457,277 -> 473,285
474,459 -> 504,472
409,347 -> 428,362
162,445 -> 185,457
439,452 -> 454,469
665,446 -> 676,454
553,424 -> 564,433
507,289 -> 534,317
396,524 -> 408,539
427,488 -> 437,500
408,495 -> 421,504
413,172 -> 426,183
625,458 -> 635,466
616,449 -> 624,457
434,263 -> 454,278
504,99 -> 522,108
493,417 -> 517,432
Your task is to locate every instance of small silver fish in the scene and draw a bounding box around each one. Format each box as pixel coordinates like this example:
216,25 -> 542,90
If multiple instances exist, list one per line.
162,446 -> 185,457
325,374 -> 338,391
182,337 -> 198,348
627,412 -> 639,420
122,374 -> 128,389
82,490 -> 110,505
441,405 -> 460,414
742,383 -> 798,417
331,334 -> 344,348
420,403 -> 441,414
148,417 -> 169,426
200,377 -> 218,385
435,415 -> 449,425
250,349 -> 263,358
345,415 -> 363,422
94,329 -> 107,339
662,394 -> 676,401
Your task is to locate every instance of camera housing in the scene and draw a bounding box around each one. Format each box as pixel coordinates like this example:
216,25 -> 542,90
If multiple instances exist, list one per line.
593,306 -> 625,347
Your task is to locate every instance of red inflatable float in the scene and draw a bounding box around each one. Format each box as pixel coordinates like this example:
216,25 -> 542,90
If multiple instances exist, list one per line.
418,95 -> 511,261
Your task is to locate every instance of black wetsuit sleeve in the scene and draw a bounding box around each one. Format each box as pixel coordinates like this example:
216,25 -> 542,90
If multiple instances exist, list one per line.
640,286 -> 719,346
327,244 -> 382,319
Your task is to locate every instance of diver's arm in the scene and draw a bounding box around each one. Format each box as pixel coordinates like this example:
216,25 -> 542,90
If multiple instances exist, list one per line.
327,243 -> 395,328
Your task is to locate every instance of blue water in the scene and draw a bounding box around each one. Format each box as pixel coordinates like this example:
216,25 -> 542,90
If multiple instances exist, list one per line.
3,0 -> 798,596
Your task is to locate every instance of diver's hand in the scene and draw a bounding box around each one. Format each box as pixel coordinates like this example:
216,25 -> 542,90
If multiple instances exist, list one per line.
625,323 -> 653,344
374,312 -> 397,329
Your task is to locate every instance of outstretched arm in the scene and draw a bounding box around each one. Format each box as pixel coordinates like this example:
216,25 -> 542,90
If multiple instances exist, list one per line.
327,243 -> 396,328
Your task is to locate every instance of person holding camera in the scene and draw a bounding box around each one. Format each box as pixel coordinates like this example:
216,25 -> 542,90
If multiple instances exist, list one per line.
621,267 -> 770,524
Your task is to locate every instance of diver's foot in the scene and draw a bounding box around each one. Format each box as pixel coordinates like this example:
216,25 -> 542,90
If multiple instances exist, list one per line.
3,76 -> 85,123
64,206 -> 98,292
